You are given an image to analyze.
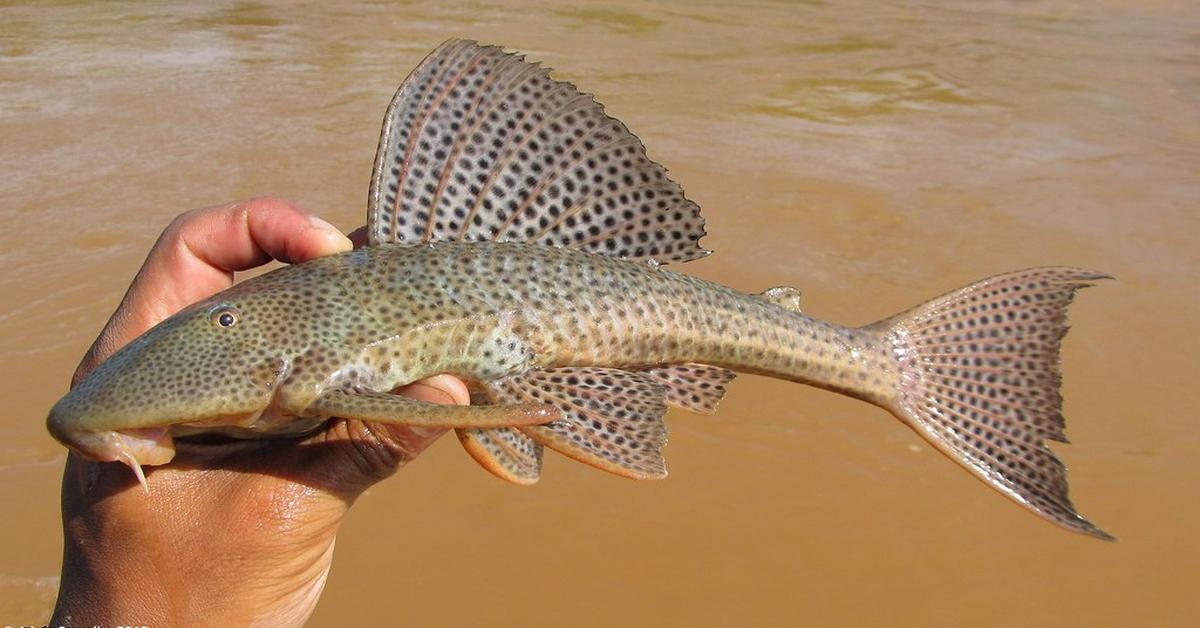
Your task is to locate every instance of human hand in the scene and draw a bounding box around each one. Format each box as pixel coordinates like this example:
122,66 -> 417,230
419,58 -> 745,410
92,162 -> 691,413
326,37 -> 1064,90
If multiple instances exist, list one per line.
51,197 -> 469,627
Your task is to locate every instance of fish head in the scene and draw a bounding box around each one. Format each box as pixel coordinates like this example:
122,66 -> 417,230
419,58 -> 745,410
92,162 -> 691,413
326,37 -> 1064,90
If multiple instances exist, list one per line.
47,262 -> 344,470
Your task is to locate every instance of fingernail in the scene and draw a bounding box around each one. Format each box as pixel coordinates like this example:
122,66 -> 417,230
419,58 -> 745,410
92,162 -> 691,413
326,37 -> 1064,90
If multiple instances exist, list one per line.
309,215 -> 353,252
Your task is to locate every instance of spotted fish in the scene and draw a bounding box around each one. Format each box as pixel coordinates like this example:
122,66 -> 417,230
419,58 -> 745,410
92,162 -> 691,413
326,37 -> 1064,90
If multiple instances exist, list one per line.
47,40 -> 1112,539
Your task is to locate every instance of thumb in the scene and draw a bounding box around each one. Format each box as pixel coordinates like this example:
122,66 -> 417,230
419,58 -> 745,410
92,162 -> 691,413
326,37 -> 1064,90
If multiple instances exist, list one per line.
394,374 -> 473,406
377,373 -> 474,453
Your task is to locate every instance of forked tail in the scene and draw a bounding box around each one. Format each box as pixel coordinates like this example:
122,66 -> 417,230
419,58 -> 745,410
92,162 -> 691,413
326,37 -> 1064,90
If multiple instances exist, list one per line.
866,267 -> 1113,540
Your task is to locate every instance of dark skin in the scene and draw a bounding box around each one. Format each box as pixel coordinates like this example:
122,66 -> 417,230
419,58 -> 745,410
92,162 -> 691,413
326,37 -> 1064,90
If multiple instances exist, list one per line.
51,197 -> 471,627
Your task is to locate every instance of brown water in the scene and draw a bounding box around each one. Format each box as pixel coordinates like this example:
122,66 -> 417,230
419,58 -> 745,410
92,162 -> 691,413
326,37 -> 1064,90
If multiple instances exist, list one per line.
2,0 -> 1197,625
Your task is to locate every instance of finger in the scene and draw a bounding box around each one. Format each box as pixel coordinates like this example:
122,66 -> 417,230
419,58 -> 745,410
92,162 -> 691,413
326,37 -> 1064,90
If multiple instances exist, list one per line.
363,374 -> 472,451
76,197 -> 351,383
347,225 -> 369,249
394,374 -> 472,406
172,196 -> 352,271
319,375 -> 472,486
134,197 -> 351,323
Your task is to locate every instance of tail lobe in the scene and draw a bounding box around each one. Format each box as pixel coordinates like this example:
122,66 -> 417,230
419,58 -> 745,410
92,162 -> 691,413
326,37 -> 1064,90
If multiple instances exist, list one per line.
868,267 -> 1113,540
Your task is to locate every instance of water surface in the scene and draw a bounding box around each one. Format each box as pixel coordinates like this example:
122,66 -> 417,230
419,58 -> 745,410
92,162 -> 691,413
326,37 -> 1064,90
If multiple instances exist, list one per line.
1,1 -> 1197,625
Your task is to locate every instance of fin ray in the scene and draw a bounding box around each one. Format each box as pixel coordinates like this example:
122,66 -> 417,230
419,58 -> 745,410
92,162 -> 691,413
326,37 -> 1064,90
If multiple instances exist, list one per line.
492,367 -> 670,479
635,363 -> 736,414
457,427 -> 543,485
368,39 -> 707,262
307,389 -> 558,429
871,267 -> 1112,540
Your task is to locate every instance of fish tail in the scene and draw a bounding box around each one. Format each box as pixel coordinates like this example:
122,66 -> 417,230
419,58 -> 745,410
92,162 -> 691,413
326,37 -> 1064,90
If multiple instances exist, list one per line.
866,267 -> 1113,540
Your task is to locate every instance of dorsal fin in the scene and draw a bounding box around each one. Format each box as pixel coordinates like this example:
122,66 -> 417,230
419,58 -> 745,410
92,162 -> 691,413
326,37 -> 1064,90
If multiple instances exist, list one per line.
367,39 -> 708,263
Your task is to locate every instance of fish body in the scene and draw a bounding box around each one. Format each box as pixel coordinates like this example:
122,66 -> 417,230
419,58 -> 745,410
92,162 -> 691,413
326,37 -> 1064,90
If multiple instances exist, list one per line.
53,243 -> 884,430
315,242 -> 894,399
48,40 -> 1112,539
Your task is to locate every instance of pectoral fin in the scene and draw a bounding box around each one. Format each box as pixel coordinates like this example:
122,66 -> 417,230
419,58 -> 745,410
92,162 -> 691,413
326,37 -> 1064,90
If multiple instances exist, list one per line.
308,389 -> 558,429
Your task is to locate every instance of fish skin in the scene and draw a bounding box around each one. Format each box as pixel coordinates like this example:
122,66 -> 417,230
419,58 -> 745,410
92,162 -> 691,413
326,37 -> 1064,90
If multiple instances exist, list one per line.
329,243 -> 896,397
47,39 -> 1112,540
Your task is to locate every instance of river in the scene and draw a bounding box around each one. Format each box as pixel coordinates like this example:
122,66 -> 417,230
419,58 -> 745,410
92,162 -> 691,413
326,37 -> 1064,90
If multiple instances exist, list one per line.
1,1 -> 1196,625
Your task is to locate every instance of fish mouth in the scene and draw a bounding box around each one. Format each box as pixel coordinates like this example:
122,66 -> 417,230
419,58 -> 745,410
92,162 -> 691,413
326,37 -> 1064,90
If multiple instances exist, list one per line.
50,413 -> 328,491
54,426 -> 176,490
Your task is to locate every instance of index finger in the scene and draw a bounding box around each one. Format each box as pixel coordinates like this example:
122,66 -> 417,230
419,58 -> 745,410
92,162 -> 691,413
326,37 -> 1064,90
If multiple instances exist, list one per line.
75,197 -> 352,383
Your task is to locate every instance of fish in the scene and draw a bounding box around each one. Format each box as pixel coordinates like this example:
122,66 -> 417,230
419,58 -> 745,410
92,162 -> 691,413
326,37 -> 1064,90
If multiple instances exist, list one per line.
47,39 -> 1112,540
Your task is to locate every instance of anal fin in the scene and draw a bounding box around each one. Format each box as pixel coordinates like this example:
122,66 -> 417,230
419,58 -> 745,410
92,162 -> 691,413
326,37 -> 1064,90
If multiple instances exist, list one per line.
635,363 -> 736,414
490,367 -> 670,479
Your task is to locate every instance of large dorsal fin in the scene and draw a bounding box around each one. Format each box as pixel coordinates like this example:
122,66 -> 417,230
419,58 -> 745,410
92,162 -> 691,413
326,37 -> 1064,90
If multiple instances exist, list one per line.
367,39 -> 708,263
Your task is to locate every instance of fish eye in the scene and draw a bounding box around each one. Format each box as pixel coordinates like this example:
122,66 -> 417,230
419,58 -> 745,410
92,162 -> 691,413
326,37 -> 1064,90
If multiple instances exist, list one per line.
210,305 -> 241,328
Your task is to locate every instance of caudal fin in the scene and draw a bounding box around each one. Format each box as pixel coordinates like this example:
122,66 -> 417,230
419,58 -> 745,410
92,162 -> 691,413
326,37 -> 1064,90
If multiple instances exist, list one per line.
868,267 -> 1113,540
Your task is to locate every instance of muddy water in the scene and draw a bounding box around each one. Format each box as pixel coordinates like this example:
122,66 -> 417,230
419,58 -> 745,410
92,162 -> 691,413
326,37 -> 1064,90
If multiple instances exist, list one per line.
2,0 -> 1197,625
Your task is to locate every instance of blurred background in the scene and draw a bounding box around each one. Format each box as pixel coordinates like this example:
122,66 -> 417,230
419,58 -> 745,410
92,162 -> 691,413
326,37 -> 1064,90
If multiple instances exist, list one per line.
1,0 -> 1196,625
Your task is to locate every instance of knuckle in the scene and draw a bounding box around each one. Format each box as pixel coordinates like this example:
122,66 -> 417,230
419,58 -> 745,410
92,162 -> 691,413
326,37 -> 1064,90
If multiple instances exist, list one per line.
241,195 -> 295,214
337,421 -> 412,484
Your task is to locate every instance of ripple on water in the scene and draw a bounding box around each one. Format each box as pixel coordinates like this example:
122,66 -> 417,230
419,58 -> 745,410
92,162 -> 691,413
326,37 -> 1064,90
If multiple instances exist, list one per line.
0,574 -> 58,624
746,66 -> 992,124
552,6 -> 665,35
784,35 -> 896,54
